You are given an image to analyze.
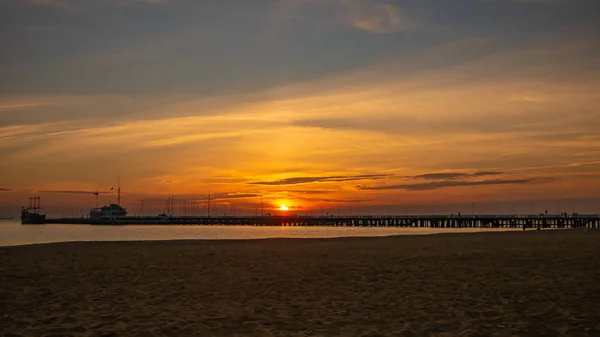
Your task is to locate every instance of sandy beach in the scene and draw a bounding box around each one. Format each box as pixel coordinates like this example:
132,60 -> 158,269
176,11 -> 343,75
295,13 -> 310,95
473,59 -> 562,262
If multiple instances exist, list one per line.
1,230 -> 599,336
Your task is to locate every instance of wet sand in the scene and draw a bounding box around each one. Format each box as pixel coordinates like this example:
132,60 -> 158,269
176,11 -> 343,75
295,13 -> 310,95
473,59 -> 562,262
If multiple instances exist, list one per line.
1,230 -> 599,336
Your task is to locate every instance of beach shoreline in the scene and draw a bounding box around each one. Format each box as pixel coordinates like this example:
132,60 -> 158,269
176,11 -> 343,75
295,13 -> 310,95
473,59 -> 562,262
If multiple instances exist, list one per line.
2,229 -> 599,336
0,226 -> 568,248
1,220 -> 543,247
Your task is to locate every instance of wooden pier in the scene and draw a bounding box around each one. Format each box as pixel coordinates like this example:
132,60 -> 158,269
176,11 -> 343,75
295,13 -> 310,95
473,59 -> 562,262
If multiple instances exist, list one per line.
44,214 -> 600,229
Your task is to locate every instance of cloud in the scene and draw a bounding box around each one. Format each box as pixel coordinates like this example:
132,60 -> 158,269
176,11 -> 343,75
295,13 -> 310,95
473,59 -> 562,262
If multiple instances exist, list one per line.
0,187 -> 12,192
270,0 -> 416,34
408,172 -> 503,180
0,102 -> 50,111
249,174 -> 391,186
479,0 -> 566,3
361,178 -> 553,191
25,0 -> 168,7
38,190 -> 107,194
298,197 -> 370,203
211,192 -> 261,200
128,192 -> 261,203
286,189 -> 337,195
349,3 -> 412,34
1,17 -> 598,208
507,0 -> 564,4
22,0 -> 69,6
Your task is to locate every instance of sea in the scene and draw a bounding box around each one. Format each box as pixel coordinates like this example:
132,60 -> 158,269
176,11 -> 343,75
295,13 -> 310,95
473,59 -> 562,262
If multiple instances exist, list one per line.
0,219 -> 526,247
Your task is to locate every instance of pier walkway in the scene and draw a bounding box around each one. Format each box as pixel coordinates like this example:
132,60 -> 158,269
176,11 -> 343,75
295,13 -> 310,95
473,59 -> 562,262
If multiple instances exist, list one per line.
44,214 -> 600,228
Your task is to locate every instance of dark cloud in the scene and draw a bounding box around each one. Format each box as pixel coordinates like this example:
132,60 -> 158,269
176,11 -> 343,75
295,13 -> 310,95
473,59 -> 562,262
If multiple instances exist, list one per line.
0,187 -> 12,192
361,178 -> 553,191
471,171 -> 504,177
211,193 -> 261,200
249,174 -> 391,186
293,195 -> 372,203
408,172 -> 502,180
413,173 -> 469,180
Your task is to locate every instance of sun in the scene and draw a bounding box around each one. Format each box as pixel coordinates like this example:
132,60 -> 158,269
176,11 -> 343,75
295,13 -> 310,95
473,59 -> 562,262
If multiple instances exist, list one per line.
279,204 -> 289,211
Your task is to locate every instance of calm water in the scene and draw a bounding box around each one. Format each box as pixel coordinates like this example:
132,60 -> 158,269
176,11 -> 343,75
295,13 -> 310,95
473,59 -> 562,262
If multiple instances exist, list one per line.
0,220 -> 524,247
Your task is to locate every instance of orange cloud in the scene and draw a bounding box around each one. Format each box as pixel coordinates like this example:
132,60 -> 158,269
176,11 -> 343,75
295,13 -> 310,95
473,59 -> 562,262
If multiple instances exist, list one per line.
1,37 -> 599,213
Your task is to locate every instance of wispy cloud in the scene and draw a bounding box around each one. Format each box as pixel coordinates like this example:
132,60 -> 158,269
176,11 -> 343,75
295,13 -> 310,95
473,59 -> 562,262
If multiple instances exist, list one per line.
349,3 -> 413,34
249,174 -> 391,186
407,172 -> 503,180
479,0 -> 566,3
38,190 -> 108,194
270,0 -> 417,34
297,197 -> 370,203
0,103 -> 50,111
507,0 -> 564,4
361,178 -> 553,191
25,0 -> 168,7
0,187 -> 12,192
211,192 -> 261,200
286,189 -> 337,195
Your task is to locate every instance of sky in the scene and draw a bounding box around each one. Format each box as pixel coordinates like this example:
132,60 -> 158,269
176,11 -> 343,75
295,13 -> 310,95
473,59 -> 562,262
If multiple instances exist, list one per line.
1,0 -> 599,216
